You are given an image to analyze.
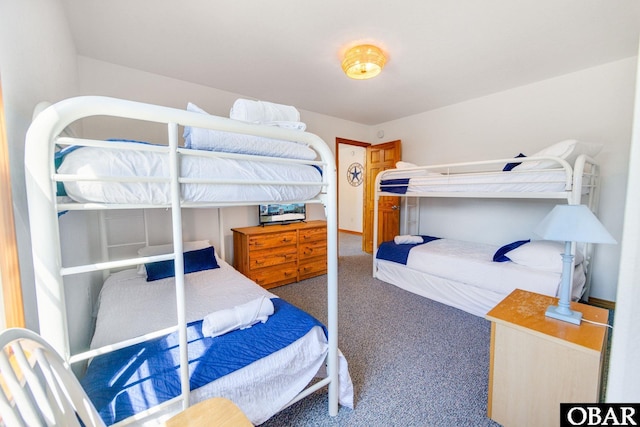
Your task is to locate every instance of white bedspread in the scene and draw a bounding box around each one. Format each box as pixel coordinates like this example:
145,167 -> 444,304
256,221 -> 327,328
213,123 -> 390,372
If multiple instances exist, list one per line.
404,238 -> 585,298
91,259 -> 275,349
58,146 -> 322,205
382,169 -> 583,194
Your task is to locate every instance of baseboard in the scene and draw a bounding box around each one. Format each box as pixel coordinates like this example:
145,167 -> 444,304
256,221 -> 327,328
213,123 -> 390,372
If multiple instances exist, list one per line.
338,229 -> 362,236
587,297 -> 616,310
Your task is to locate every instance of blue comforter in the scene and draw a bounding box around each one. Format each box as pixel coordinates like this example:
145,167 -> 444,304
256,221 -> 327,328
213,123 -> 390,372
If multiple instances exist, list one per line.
81,298 -> 324,424
376,236 -> 440,265
380,178 -> 410,194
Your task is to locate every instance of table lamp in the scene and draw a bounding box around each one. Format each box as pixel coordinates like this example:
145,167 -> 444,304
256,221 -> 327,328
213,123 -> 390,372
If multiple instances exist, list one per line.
532,204 -> 616,325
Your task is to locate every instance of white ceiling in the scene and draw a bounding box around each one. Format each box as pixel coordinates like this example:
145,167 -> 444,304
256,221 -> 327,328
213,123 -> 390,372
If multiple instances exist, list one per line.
61,0 -> 640,125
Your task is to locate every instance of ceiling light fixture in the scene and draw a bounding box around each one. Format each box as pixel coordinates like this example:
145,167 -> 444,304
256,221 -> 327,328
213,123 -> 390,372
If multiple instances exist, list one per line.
341,44 -> 386,80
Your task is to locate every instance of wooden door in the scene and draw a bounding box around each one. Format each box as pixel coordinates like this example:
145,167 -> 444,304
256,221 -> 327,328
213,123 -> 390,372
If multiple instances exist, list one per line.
362,140 -> 401,253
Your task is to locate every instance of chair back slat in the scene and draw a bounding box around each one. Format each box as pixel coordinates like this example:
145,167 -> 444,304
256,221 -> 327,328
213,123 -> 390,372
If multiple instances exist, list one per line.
0,328 -> 106,427
0,349 -> 43,425
0,389 -> 25,427
35,349 -> 79,426
11,343 -> 57,425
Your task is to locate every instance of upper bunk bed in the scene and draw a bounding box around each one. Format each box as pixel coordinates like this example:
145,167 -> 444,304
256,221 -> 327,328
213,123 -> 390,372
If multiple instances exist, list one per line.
24,96 -> 348,425
372,139 -> 603,317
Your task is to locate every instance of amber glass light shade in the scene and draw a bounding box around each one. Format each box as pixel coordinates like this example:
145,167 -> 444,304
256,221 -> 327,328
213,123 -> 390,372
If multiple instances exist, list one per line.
341,44 -> 386,80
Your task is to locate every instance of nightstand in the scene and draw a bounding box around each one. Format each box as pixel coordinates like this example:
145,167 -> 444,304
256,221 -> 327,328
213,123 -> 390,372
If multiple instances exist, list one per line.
486,289 -> 609,427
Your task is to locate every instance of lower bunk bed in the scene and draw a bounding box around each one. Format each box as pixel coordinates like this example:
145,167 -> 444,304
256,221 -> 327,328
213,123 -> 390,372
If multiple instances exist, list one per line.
375,236 -> 586,317
83,246 -> 353,425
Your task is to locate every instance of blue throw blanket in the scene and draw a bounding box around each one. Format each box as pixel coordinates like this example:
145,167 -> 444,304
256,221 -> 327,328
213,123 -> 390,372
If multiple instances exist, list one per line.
376,235 -> 441,265
81,298 -> 325,424
380,178 -> 410,194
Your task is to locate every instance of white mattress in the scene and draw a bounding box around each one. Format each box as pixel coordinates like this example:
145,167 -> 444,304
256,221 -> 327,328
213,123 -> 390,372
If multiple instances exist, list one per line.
375,238 -> 586,317
91,260 -> 354,424
58,146 -> 322,204
381,169 -> 583,194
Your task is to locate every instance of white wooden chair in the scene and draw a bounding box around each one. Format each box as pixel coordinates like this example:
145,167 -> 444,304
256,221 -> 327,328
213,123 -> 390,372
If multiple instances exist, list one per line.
0,327 -> 106,427
0,328 -> 254,427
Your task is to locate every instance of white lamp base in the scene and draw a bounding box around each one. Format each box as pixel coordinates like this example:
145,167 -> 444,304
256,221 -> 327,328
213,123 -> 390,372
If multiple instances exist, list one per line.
545,305 -> 582,325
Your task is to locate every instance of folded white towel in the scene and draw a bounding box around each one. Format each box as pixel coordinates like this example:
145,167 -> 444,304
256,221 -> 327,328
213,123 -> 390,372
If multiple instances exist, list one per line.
394,235 -> 424,245
230,99 -> 300,123
263,120 -> 307,131
202,297 -> 275,338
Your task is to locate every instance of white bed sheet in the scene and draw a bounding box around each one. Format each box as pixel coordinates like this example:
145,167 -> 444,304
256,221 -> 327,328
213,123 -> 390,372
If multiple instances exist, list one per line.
90,260 -> 354,425
91,259 -> 276,349
58,146 -> 322,204
375,238 -> 586,317
381,169 -> 585,194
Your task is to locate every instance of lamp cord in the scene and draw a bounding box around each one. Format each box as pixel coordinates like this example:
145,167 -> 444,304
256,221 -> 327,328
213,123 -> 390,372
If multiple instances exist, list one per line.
581,318 -> 613,329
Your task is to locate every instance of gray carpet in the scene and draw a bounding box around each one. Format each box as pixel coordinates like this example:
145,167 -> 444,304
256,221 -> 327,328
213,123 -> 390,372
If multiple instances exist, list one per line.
264,233 -> 501,427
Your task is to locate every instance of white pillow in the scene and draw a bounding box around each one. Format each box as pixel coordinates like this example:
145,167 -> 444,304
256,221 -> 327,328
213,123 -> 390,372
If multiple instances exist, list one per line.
514,139 -> 603,170
505,240 -> 584,273
137,240 -> 211,275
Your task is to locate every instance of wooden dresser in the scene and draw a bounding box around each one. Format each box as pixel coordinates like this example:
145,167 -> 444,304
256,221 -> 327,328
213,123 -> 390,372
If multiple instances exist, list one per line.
232,220 -> 327,289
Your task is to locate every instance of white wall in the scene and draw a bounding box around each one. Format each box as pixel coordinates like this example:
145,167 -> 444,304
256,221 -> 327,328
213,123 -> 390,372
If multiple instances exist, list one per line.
0,0 -> 81,333
607,47 -> 640,402
338,144 -> 365,232
371,58 -> 637,301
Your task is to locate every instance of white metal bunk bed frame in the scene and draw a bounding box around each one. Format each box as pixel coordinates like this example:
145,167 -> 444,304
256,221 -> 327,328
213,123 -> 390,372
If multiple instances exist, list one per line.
372,155 -> 601,296
24,96 -> 340,423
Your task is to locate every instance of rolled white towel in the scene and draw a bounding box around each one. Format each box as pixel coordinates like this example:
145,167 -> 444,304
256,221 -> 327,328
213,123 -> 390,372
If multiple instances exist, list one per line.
230,99 -> 300,123
202,297 -> 275,338
394,235 -> 424,245
263,120 -> 307,131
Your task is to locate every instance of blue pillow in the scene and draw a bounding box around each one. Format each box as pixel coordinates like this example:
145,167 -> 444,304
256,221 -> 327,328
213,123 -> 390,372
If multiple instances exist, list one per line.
145,246 -> 219,282
503,153 -> 526,171
493,239 -> 530,262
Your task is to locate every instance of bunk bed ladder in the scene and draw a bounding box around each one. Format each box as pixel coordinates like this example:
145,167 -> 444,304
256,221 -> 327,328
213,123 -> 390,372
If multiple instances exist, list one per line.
99,210 -> 149,281
401,197 -> 420,235
166,122 -> 190,410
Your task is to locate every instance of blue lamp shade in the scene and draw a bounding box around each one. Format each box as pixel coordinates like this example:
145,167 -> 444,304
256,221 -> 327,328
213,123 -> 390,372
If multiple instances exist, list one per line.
533,204 -> 616,325
533,204 -> 616,244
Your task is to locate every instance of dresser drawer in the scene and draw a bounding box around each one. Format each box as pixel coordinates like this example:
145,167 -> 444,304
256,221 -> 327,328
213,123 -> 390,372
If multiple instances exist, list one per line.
299,227 -> 326,243
249,246 -> 297,270
248,262 -> 298,288
248,231 -> 297,250
299,240 -> 327,260
299,259 -> 327,280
